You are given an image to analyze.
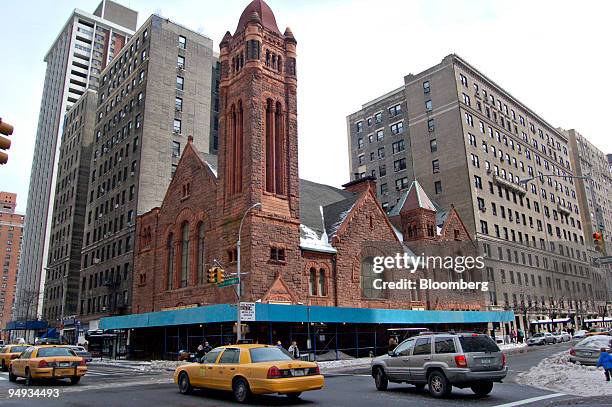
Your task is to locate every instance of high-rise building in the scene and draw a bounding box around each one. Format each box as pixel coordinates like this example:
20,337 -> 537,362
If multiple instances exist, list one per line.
42,90 -> 97,341
15,1 -> 137,327
77,14 -> 216,333
348,54 -> 602,332
0,192 -> 24,341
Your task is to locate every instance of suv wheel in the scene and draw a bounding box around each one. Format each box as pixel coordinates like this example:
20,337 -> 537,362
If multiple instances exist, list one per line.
374,368 -> 388,391
471,381 -> 493,396
428,371 -> 451,398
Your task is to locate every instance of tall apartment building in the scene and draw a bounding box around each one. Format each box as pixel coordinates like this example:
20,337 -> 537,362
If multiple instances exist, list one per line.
42,90 -> 97,339
348,54 -> 603,333
77,15 -> 215,332
0,193 -> 24,341
15,1 -> 136,326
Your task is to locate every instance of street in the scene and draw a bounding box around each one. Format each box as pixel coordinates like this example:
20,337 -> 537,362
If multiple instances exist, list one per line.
0,341 -> 591,407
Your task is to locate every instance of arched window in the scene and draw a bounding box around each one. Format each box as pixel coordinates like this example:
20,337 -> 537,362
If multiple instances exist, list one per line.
166,233 -> 174,290
318,268 -> 327,296
361,257 -> 382,299
277,56 -> 282,73
180,222 -> 189,288
197,222 -> 205,284
309,268 -> 317,296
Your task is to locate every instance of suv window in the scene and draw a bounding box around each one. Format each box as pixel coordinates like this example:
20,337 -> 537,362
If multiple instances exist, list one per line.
459,336 -> 499,352
394,339 -> 415,356
219,348 -> 240,364
434,337 -> 456,354
413,337 -> 431,355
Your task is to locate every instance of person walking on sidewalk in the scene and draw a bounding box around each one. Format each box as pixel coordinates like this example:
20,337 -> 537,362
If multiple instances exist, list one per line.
288,341 -> 300,359
596,344 -> 612,382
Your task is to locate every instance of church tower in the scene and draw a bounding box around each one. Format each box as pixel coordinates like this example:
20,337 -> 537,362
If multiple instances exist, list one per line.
218,0 -> 299,220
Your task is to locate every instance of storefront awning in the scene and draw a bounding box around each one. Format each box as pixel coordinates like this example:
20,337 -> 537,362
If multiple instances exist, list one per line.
529,318 -> 571,325
100,303 -> 515,330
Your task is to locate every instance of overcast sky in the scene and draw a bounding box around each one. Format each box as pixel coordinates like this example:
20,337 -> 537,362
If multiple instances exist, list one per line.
1,0 -> 611,212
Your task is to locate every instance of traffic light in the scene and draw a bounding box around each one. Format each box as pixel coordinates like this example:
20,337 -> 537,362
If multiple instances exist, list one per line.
593,231 -> 605,253
0,118 -> 14,165
207,267 -> 217,284
215,267 -> 225,283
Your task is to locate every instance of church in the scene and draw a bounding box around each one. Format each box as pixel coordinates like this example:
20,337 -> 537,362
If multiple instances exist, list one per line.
101,0 -> 513,359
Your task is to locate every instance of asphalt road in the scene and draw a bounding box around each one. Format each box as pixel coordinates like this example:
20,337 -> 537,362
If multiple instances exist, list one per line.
0,341 -> 594,407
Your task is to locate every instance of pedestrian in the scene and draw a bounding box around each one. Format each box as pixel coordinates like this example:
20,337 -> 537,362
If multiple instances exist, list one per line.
202,341 -> 212,354
388,336 -> 398,353
596,346 -> 612,382
510,330 -> 516,344
196,344 -> 205,360
517,329 -> 524,343
276,340 -> 283,349
288,341 -> 300,359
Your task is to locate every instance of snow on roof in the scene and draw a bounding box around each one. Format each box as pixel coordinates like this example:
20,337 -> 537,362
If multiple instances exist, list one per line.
299,224 -> 337,254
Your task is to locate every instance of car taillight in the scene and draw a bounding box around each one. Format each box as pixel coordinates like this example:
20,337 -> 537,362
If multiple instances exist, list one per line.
79,359 -> 87,366
569,348 -> 576,356
38,360 -> 48,368
502,353 -> 507,366
267,365 -> 281,379
314,365 -> 320,375
455,355 -> 468,368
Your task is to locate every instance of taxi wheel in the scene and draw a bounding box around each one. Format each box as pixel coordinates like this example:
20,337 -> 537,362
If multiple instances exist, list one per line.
8,367 -> 17,382
70,376 -> 81,385
232,377 -> 251,403
24,368 -> 34,386
286,392 -> 302,400
178,372 -> 193,395
1,360 -> 6,372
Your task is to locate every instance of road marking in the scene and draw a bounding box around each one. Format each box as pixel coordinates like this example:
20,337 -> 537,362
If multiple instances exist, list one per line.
492,393 -> 565,407
324,373 -> 371,377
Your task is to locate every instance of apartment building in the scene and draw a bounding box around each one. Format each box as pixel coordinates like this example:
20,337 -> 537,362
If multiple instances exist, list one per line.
0,193 -> 24,341
77,15 -> 215,332
348,54 -> 604,333
42,90 -> 97,340
15,0 -> 136,327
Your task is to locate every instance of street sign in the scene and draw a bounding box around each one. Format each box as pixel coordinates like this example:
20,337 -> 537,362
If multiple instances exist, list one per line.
218,277 -> 239,287
240,302 -> 256,321
595,256 -> 612,265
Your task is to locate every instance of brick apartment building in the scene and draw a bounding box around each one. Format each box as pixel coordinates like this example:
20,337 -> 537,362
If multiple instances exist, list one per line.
0,193 -> 24,341
98,1 -> 513,360
347,55 -> 608,332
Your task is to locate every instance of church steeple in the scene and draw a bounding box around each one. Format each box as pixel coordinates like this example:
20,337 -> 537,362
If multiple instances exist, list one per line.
218,0 -> 299,220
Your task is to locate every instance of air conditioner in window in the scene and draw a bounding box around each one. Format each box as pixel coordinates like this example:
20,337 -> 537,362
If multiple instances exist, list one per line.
130,171 -> 135,176
115,204 -> 119,208
486,169 -> 492,174
480,207 -> 487,213
93,258 -> 101,264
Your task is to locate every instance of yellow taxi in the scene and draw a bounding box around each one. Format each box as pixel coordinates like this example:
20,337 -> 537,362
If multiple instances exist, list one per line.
9,345 -> 87,385
586,327 -> 610,337
0,344 -> 30,372
174,344 -> 324,403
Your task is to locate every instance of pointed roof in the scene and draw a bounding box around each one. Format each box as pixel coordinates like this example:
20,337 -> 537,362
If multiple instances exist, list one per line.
389,180 -> 436,216
235,0 -> 281,35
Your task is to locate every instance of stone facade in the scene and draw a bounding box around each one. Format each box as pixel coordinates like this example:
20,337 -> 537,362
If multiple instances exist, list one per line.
131,1 -> 485,316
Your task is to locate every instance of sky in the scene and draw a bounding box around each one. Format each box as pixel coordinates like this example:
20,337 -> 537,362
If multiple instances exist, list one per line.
0,0 -> 611,213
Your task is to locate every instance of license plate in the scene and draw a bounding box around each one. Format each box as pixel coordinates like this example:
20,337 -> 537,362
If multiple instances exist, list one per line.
292,369 -> 305,376
59,362 -> 71,367
480,358 -> 492,365
55,368 -> 73,376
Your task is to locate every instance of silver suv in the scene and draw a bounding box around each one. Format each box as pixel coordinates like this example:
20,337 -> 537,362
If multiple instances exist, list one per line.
371,333 -> 507,398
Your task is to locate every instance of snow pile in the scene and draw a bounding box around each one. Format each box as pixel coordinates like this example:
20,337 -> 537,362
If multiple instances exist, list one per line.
317,357 -> 371,370
299,223 -> 336,253
149,360 -> 190,371
499,342 -> 527,351
517,352 -> 612,396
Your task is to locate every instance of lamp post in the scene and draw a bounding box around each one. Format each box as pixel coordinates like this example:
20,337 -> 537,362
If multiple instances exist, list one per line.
236,202 -> 262,342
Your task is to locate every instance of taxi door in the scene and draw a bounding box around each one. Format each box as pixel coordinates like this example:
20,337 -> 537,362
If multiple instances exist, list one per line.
13,347 -> 34,376
196,349 -> 222,388
215,348 -> 241,391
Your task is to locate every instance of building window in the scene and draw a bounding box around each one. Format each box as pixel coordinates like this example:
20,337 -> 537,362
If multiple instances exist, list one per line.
423,81 -> 430,94
177,55 -> 185,69
318,268 -> 327,296
166,233 -> 174,290
176,76 -> 184,90
390,122 -> 403,135
374,112 -> 382,123
392,140 -> 405,154
178,35 -> 186,49
474,175 -> 482,189
180,222 -> 189,288
430,139 -> 437,152
434,181 -> 442,194
388,104 -> 401,117
393,158 -> 406,172
197,223 -> 205,284
361,257 -> 381,299
173,119 -> 182,134
270,247 -> 285,262
428,119 -> 435,131
432,159 -> 440,174
425,100 -> 433,111
309,268 -> 317,296
172,141 -> 181,157
379,164 -> 386,177
395,177 -> 409,190
175,97 -> 183,111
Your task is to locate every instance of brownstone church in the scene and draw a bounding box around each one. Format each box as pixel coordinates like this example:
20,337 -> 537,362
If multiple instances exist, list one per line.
110,1 -> 512,357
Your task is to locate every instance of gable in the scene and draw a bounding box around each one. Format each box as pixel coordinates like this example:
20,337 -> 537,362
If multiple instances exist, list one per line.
261,274 -> 299,304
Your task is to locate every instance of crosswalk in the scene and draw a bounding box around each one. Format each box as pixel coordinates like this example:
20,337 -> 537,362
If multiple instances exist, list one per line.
0,366 -> 151,381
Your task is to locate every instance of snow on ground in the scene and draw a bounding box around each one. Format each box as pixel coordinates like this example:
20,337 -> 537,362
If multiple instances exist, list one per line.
317,357 -> 372,370
499,342 -> 527,351
517,351 -> 612,397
